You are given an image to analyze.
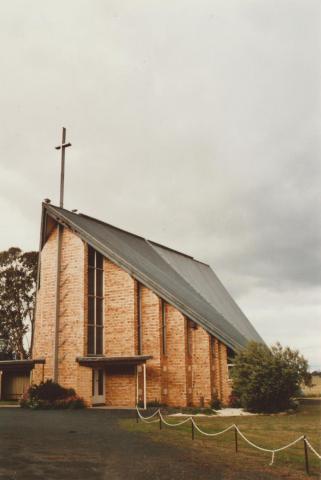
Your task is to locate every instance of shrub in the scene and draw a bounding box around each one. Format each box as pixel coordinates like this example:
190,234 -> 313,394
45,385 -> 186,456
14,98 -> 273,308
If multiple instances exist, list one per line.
20,379 -> 86,409
211,393 -> 222,410
228,393 -> 241,408
231,341 -> 310,413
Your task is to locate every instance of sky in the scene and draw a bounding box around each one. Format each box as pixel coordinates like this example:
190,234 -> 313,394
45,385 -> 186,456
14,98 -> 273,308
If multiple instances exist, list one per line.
0,1 -> 320,370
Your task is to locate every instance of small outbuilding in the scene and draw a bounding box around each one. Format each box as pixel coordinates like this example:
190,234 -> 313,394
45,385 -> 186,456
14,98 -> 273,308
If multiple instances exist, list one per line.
0,359 -> 45,401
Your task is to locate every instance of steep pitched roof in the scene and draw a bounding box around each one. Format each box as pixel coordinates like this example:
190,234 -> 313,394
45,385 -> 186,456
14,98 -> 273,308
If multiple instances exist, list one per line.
41,203 -> 264,351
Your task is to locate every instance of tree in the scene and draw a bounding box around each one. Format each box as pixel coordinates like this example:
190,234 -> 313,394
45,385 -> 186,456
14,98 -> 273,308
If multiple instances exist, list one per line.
231,341 -> 310,413
0,247 -> 38,359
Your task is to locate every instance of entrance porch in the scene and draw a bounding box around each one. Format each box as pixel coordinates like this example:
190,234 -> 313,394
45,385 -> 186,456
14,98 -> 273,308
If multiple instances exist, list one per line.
76,355 -> 152,408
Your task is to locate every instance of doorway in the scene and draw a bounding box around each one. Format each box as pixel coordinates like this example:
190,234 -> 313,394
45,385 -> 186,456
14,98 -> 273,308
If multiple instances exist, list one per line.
92,368 -> 105,405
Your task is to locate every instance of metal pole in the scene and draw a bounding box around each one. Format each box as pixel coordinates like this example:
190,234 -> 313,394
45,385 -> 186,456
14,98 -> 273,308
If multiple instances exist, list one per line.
143,363 -> 147,410
303,436 -> 310,475
136,410 -> 139,424
159,411 -> 162,430
0,371 -> 2,400
60,127 -> 66,208
234,426 -> 238,453
191,419 -> 195,440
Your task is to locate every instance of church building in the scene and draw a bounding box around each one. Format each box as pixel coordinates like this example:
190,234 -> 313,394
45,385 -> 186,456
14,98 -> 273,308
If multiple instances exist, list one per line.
31,201 -> 263,407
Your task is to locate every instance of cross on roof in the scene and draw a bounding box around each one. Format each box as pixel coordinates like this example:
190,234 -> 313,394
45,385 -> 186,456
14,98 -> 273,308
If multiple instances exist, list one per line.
55,127 -> 72,208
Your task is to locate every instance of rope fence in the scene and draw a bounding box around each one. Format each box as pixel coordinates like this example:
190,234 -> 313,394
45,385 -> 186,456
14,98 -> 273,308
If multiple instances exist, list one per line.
136,406 -> 321,475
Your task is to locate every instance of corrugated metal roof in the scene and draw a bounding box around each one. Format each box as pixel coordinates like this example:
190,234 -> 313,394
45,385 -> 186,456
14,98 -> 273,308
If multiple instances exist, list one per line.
42,203 -> 264,351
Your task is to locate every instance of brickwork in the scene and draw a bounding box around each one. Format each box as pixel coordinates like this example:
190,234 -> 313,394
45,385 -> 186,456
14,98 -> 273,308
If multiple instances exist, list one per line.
141,286 -> 162,403
33,227 -> 58,383
165,305 -> 188,406
33,222 -> 233,408
191,326 -> 212,407
76,365 -> 92,405
105,365 -> 136,407
33,225 -> 89,395
104,259 -> 136,356
57,228 -> 85,388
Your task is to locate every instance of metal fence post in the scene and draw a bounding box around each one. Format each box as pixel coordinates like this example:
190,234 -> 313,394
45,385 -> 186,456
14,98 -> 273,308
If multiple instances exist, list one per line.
191,419 -> 195,440
136,410 -> 139,424
159,411 -> 162,430
303,436 -> 310,475
234,426 -> 238,453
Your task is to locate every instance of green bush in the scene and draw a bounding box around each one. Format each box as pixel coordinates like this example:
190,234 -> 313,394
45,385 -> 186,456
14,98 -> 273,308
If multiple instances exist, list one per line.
231,341 -> 310,413
211,393 -> 222,410
20,379 -> 86,409
228,393 -> 241,408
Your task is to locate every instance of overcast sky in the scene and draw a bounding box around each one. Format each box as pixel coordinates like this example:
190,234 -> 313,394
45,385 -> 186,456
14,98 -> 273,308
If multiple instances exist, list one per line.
0,1 -> 320,369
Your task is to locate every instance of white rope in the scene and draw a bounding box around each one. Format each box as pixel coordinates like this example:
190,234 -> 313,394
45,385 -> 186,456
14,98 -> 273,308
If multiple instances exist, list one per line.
136,407 -> 160,423
191,419 -> 235,437
136,407 -> 318,467
159,412 -> 192,427
305,438 -> 321,460
136,407 -> 160,419
235,426 -> 304,465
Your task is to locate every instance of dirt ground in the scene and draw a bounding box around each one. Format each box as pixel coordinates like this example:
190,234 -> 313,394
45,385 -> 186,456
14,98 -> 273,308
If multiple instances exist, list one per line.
0,407 -> 318,480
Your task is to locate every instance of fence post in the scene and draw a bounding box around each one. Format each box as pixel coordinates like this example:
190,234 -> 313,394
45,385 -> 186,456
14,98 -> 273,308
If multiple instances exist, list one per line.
303,436 -> 310,475
159,411 -> 162,430
234,426 -> 238,453
191,419 -> 195,440
136,410 -> 139,424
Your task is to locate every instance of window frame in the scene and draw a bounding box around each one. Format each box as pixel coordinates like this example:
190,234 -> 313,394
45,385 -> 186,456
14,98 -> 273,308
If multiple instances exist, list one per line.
87,246 -> 104,356
186,319 -> 194,356
161,300 -> 167,356
137,281 -> 142,355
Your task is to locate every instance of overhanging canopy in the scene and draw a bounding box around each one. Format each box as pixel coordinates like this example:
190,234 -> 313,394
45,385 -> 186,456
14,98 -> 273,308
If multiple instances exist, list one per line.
76,355 -> 152,367
0,358 -> 45,373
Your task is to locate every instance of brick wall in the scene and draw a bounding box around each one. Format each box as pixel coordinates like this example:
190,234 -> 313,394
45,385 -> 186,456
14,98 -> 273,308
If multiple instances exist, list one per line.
141,285 -> 162,403
104,258 -> 136,356
105,365 -> 136,407
58,228 -> 85,388
32,225 -> 88,396
165,305 -> 188,406
191,326 -> 212,407
76,365 -> 92,405
32,227 -> 58,383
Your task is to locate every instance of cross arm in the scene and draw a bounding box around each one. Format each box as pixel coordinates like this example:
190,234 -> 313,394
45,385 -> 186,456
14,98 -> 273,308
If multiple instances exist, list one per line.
55,142 -> 72,150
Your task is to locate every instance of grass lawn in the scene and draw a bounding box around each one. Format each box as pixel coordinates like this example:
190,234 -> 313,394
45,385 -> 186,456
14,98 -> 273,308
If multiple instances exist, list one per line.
121,403 -> 321,479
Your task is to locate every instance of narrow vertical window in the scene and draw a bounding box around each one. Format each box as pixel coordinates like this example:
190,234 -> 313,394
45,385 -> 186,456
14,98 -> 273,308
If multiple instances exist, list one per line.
137,282 -> 142,355
187,319 -> 194,356
161,300 -> 167,355
87,246 -> 104,355
227,347 -> 235,380
211,336 -> 215,356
